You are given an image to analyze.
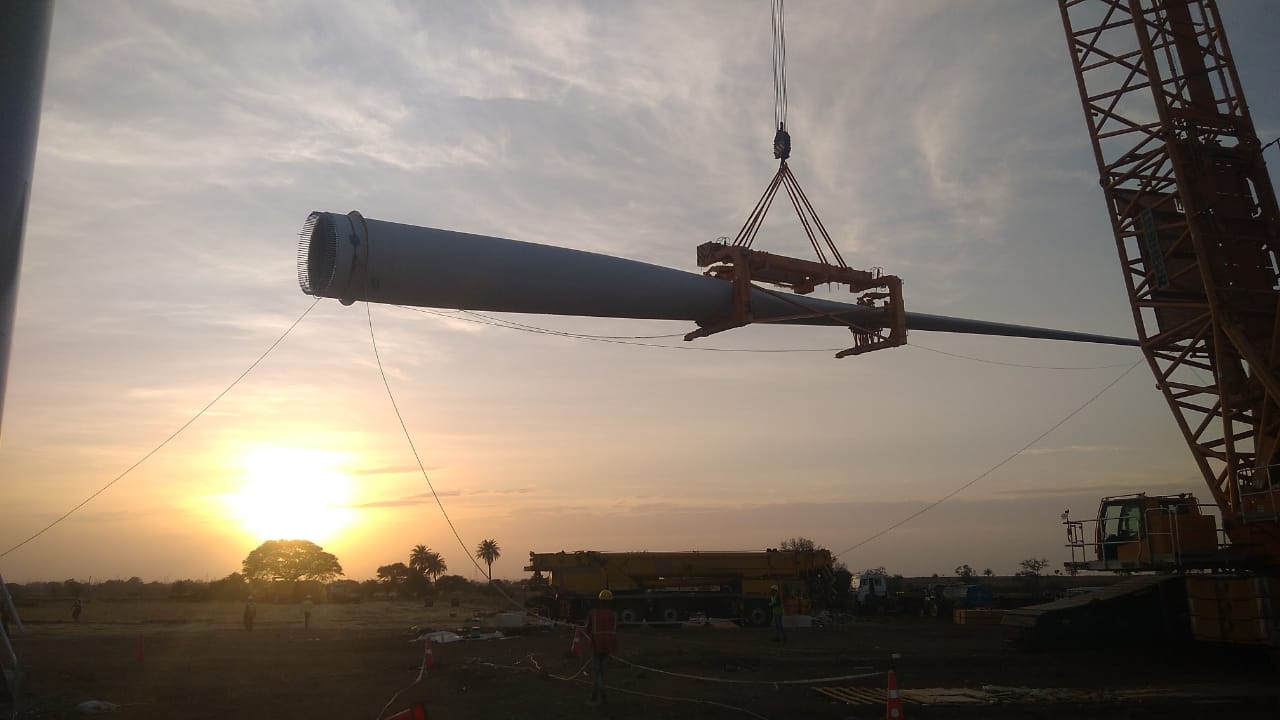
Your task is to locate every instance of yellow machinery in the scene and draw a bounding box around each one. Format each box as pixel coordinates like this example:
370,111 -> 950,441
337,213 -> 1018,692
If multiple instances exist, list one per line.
524,549 -> 833,624
1053,0 -> 1280,648
1065,494 -> 1220,572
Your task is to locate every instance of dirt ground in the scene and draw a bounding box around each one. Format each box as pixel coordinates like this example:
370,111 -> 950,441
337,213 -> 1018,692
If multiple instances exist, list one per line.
3,601 -> 1278,719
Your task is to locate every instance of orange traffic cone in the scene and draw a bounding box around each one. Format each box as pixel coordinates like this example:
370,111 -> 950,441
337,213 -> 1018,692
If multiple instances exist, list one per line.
885,668 -> 904,719
569,628 -> 583,658
422,638 -> 435,670
386,702 -> 426,720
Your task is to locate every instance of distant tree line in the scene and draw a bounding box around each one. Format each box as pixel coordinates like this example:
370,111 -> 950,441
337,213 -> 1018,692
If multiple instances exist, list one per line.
4,537 -> 533,607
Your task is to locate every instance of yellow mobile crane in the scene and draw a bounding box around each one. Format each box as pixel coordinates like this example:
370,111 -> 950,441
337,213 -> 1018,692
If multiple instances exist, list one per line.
1010,0 -> 1280,649
525,549 -> 833,624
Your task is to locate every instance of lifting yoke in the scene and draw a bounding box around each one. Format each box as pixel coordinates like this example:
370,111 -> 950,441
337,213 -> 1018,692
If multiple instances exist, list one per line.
686,1 -> 906,358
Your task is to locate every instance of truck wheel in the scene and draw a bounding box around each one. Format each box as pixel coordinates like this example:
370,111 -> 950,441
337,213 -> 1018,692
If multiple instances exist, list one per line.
660,606 -> 681,623
746,603 -> 770,627
619,606 -> 644,624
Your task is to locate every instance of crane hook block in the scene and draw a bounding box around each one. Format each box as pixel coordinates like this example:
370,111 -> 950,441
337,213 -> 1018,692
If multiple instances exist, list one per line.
773,126 -> 791,160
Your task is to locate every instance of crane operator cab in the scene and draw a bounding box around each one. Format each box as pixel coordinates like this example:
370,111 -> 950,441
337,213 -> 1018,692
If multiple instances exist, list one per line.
1070,493 -> 1219,571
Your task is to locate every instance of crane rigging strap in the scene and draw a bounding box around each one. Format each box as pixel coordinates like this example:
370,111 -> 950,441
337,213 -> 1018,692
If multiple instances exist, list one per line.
730,162 -> 849,270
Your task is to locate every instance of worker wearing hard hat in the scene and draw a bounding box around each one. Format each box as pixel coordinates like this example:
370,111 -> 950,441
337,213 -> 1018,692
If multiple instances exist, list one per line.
584,589 -> 619,707
770,585 -> 786,642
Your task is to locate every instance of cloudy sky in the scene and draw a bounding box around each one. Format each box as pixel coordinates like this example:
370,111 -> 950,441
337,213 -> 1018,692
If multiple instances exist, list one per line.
2,0 -> 1278,583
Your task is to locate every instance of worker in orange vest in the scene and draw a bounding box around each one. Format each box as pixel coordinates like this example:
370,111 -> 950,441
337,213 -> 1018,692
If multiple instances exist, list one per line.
583,589 -> 618,707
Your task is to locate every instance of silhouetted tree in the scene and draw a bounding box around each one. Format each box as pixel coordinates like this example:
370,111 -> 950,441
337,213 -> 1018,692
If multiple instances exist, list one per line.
408,544 -> 447,583
435,574 -> 469,594
408,545 -> 435,596
207,572 -> 247,601
779,537 -> 817,553
242,540 -> 343,584
377,562 -> 413,597
170,580 -> 195,600
1016,557 -> 1051,595
424,552 -> 447,581
475,539 -> 501,581
1016,557 -> 1050,577
954,564 -> 976,579
409,545 -> 432,578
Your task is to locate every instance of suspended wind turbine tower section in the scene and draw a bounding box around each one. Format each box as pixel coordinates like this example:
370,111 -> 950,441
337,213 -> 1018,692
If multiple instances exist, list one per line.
295,211 -> 1137,350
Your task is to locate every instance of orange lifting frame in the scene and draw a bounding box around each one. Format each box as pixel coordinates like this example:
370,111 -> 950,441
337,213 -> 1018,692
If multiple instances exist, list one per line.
686,240 -> 907,358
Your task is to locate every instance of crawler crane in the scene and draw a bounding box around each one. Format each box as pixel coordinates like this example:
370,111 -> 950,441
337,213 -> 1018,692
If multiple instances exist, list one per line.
1011,0 -> 1280,648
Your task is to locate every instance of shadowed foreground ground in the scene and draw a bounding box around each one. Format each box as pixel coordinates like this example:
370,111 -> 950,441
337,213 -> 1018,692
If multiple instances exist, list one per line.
3,601 -> 1278,719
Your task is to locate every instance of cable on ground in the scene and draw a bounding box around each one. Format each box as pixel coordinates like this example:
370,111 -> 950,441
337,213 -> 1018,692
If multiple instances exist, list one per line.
611,655 -> 881,685
372,641 -> 432,720
475,656 -> 774,720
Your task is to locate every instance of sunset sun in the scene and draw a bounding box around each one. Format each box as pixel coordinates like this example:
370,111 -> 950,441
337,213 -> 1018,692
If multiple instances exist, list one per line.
228,446 -> 356,543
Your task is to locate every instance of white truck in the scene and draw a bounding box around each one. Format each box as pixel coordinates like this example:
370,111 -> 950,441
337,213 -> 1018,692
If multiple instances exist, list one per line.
853,572 -> 889,604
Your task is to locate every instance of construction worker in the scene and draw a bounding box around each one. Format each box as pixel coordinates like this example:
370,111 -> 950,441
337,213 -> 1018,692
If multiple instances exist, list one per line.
583,589 -> 618,707
243,595 -> 256,632
302,594 -> 313,629
770,585 -> 786,642
71,598 -> 82,623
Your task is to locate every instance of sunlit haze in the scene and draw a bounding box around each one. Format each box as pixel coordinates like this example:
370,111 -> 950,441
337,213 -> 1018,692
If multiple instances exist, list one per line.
225,446 -> 355,544
2,0 -> 1278,584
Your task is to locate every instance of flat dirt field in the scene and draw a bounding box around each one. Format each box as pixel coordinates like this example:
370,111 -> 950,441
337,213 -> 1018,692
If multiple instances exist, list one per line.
3,600 -> 1278,719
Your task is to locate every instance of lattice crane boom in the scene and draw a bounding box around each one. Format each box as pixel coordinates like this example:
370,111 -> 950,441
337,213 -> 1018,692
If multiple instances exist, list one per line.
1060,0 -> 1280,560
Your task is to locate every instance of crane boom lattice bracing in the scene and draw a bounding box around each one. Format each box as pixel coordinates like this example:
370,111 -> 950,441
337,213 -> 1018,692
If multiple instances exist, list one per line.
1060,0 -> 1280,562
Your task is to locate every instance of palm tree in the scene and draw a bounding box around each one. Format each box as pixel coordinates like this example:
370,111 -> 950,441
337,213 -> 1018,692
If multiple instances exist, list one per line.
409,545 -> 432,580
475,539 -> 501,581
423,551 -> 447,581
